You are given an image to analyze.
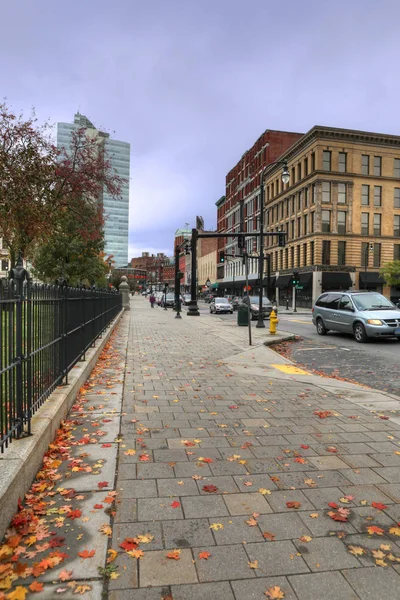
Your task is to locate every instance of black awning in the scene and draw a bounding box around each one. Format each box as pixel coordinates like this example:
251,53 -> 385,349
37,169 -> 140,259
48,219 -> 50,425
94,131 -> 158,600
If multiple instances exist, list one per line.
322,272 -> 352,290
276,274 -> 292,288
299,272 -> 313,287
263,276 -> 276,288
359,272 -> 385,286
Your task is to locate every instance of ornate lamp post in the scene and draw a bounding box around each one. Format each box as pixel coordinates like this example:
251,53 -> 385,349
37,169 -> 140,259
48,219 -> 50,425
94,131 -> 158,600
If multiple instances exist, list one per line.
256,161 -> 290,328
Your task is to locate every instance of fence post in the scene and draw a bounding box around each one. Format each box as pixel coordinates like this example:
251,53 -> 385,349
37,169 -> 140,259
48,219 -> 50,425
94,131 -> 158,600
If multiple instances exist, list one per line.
9,253 -> 30,438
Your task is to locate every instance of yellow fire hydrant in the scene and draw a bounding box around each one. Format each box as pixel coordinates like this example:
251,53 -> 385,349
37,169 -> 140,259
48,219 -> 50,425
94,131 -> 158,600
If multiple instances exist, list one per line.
269,308 -> 279,335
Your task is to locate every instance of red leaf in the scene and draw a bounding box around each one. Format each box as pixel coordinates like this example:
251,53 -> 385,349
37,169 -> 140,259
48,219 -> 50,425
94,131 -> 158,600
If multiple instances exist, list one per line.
199,457 -> 213,463
93,504 -> 104,509
97,481 -> 108,489
367,525 -> 385,535
328,502 -> 338,509
171,501 -> 181,509
119,538 -> 138,551
229,405 -> 239,409
198,551 -> 211,559
314,410 -> 333,419
202,485 -> 218,493
78,549 -> 96,558
102,443 -> 112,448
300,444 -> 309,450
139,454 -> 150,461
371,502 -> 388,511
327,511 -> 348,522
286,501 -> 301,509
67,509 -> 82,520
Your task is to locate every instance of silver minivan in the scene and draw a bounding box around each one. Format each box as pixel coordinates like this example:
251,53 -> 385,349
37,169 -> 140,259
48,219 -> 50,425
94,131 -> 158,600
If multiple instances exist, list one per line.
312,291 -> 400,343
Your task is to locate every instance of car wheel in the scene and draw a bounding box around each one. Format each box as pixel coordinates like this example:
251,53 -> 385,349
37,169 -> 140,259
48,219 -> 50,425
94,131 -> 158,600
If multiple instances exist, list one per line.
230,311 -> 233,314
210,307 -> 212,313
397,337 -> 400,341
316,318 -> 328,336
353,322 -> 368,343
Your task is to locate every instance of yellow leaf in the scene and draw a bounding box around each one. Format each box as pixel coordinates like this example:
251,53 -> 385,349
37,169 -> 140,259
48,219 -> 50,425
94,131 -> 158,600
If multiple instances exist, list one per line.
209,523 -> 224,531
136,534 -> 154,544
264,585 -> 285,599
99,524 -> 112,536
348,545 -> 366,556
389,527 -> 400,536
339,497 -> 350,504
124,449 -> 136,456
299,536 -> 312,543
248,560 -> 258,569
107,549 -> 118,563
109,572 -> 120,579
6,587 -> 28,600
309,513 -> 319,519
74,585 -> 92,594
258,488 -> 271,495
127,549 -> 144,559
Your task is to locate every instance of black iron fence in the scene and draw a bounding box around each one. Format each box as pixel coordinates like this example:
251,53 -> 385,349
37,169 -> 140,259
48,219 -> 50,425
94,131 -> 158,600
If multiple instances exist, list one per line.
0,269 -> 122,452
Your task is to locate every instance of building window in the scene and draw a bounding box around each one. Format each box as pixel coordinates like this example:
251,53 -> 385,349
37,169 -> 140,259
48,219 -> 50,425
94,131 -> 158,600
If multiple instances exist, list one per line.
304,187 -> 309,207
374,186 -> 382,206
322,240 -> 331,265
297,163 -> 302,181
285,248 -> 289,269
322,181 -> 331,202
394,244 -> 400,260
338,152 -> 347,173
361,242 -> 369,268
338,183 -> 347,204
297,218 -> 301,237
312,184 -> 317,204
395,215 -> 400,237
296,245 -> 300,266
297,192 -> 302,212
361,213 -> 369,235
374,213 -> 381,236
303,214 -> 308,235
394,188 -> 400,209
304,157 -> 309,177
338,211 -> 346,234
373,243 -> 381,268
322,210 -> 331,232
291,220 -> 295,239
395,158 -> 400,178
338,241 -> 346,265
361,184 -> 370,206
311,210 -> 315,232
291,246 -> 294,267
311,152 -> 315,171
322,150 -> 331,171
374,156 -> 382,176
310,241 -> 315,264
361,154 -> 369,175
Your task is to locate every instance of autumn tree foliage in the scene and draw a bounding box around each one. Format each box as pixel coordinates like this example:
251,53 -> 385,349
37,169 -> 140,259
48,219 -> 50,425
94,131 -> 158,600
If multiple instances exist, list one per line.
380,260 -> 400,287
0,102 -> 124,272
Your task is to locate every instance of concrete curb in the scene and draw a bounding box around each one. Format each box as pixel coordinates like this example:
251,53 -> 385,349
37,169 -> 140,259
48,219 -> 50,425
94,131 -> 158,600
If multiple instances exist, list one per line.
0,310 -> 124,539
263,333 -> 297,346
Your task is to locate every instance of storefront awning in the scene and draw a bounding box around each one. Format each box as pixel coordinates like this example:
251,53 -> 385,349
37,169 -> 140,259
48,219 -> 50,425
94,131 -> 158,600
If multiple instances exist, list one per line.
359,272 -> 385,287
299,272 -> 313,287
322,272 -> 352,290
276,274 -> 292,288
210,282 -> 219,289
262,276 -> 276,288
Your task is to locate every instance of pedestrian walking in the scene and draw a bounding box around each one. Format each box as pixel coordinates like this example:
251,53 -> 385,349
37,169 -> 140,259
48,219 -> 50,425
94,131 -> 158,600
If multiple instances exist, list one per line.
149,293 -> 156,308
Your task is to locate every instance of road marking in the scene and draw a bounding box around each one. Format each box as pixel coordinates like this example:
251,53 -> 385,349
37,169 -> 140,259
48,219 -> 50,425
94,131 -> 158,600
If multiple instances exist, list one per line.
271,364 -> 310,375
295,347 -> 337,351
287,319 -> 312,324
340,348 -> 351,351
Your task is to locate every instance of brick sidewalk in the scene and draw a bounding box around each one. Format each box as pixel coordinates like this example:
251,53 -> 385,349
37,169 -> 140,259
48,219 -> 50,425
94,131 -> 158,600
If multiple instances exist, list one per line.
110,297 -> 400,600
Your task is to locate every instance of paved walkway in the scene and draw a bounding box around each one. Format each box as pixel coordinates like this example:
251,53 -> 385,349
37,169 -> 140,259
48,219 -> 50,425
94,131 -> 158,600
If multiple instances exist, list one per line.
2,297 -> 400,600
110,297 -> 400,599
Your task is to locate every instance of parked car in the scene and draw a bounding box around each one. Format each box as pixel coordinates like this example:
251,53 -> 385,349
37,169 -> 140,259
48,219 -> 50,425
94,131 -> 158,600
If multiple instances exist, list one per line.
160,293 -> 175,308
182,294 -> 191,305
312,291 -> 400,343
210,297 -> 233,314
240,296 -> 275,320
156,292 -> 164,306
204,294 -> 215,303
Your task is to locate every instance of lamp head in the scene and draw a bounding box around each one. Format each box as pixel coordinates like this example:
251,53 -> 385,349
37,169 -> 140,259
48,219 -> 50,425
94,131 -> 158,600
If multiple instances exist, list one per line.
281,163 -> 290,185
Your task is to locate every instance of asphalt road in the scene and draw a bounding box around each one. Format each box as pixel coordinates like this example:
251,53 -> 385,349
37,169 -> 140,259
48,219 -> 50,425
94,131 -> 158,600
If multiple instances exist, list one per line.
180,302 -> 400,398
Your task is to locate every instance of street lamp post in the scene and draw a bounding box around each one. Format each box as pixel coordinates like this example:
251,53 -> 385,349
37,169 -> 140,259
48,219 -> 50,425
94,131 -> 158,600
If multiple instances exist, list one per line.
256,161 -> 290,328
364,243 -> 374,290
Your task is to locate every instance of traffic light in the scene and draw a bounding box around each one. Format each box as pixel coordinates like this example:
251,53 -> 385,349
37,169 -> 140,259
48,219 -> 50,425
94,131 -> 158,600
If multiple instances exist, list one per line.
185,244 -> 190,256
238,235 -> 245,250
278,232 -> 286,247
219,251 -> 225,263
291,270 -> 300,286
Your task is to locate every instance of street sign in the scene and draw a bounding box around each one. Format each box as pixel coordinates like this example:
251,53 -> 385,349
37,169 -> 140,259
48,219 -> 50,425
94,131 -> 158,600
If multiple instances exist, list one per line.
295,285 -> 304,290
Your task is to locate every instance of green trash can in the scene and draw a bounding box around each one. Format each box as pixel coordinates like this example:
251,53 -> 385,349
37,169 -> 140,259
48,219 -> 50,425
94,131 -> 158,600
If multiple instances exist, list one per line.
237,303 -> 249,326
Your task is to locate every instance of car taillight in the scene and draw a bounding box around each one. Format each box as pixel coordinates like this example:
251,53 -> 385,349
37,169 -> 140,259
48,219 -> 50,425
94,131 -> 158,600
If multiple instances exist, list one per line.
312,307 -> 314,312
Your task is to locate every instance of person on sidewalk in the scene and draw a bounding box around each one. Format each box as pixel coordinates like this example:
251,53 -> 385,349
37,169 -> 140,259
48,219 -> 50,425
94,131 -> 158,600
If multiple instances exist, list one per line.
149,293 -> 156,308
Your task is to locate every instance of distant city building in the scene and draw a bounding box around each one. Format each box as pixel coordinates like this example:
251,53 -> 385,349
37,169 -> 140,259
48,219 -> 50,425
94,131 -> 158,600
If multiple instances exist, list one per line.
130,252 -> 172,289
57,113 -> 130,267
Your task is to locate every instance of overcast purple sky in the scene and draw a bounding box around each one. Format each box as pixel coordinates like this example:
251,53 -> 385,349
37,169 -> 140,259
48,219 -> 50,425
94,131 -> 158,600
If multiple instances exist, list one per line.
2,0 -> 399,259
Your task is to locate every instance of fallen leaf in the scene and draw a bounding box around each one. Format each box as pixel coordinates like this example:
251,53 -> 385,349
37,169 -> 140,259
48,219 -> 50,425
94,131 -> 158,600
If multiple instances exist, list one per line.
328,502 -> 338,509
171,501 -> 181,509
299,536 -> 312,543
367,526 -> 385,536
124,449 -> 136,456
166,550 -> 181,560
259,488 -> 271,495
78,549 -> 96,559
198,551 -> 211,560
348,545 -> 367,556
59,569 -> 73,581
248,560 -> 259,569
29,581 -> 44,593
107,549 -> 118,564
74,585 -> 92,595
264,585 -> 285,599
136,534 -> 154,544
127,549 -> 144,559
6,587 -> 28,600
286,501 -> 301,509
209,523 -> 224,531
371,502 -> 388,511
192,475 -> 203,480
202,485 -> 218,493
314,410 -> 333,419
119,538 -> 138,551
300,445 -> 310,450
328,511 -> 348,522
304,478 -> 316,487
309,513 -> 319,519
245,517 -> 258,526
388,526 -> 400,536
198,457 -> 213,463
139,454 -> 150,461
263,531 -> 276,541
99,524 -> 112,536
97,481 -> 108,489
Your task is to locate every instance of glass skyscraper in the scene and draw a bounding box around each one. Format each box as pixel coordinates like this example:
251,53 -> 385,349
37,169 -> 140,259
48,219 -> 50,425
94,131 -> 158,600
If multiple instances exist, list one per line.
57,113 -> 130,267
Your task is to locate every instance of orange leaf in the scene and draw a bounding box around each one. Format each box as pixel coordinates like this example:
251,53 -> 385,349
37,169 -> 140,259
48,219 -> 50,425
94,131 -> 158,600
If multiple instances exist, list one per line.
166,550 -> 181,560
286,501 -> 301,509
263,531 -> 276,541
5,587 -> 28,600
314,410 -> 333,419
199,457 -> 213,463
371,502 -> 388,511
139,454 -> 150,461
367,525 -> 385,536
78,549 -> 96,558
198,551 -> 211,559
245,517 -> 258,526
265,586 -> 285,599
119,537 -> 138,551
29,582 -> 44,593
202,485 -> 218,493
59,569 -> 73,581
294,457 -> 307,464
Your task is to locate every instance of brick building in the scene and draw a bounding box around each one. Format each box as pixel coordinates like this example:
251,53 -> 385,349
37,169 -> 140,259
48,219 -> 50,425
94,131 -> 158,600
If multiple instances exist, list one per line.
197,234 -> 218,291
216,130 -> 303,293
218,125 -> 400,306
130,252 -> 170,290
